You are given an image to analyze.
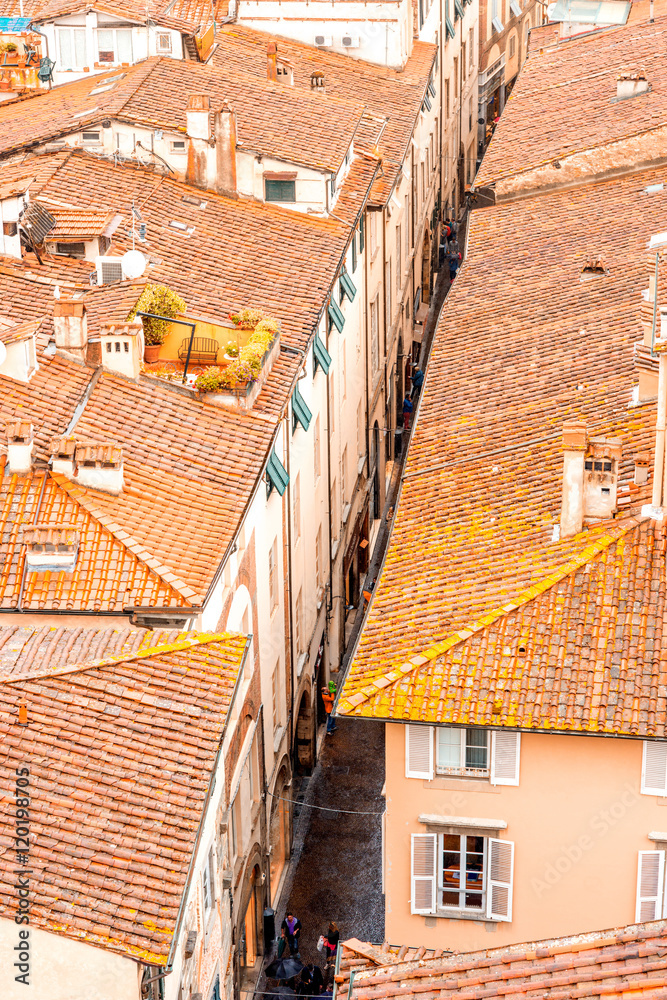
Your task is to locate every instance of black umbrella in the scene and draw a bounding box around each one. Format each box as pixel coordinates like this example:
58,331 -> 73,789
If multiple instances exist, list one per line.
265,957 -> 304,980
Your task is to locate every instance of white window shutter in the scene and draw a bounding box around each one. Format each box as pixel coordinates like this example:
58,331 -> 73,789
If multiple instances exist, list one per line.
487,838 -> 514,921
411,833 -> 436,914
405,725 -> 434,779
491,731 -> 521,786
636,851 -> 664,921
641,741 -> 667,796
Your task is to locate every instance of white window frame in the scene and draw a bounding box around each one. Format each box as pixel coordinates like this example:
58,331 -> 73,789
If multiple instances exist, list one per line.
410,832 -> 514,920
407,725 -> 520,785
156,31 -> 172,53
642,741 -> 667,796
57,26 -> 86,71
436,726 -> 490,777
438,832 -> 487,915
202,845 -> 216,918
636,850 -> 666,921
97,26 -> 133,65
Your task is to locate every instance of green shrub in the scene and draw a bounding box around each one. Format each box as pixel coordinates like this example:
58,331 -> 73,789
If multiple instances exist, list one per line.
129,284 -> 187,345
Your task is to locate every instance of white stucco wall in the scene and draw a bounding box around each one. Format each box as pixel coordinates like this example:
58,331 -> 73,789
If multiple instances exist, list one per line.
0,918 -> 141,1000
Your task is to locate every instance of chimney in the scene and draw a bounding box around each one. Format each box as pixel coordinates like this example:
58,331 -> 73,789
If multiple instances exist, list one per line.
560,421 -> 587,538
5,421 -> 34,475
310,70 -> 325,94
214,101 -> 237,198
583,436 -> 622,519
22,524 -> 79,573
100,321 -> 144,380
53,298 -> 87,363
186,94 -> 211,192
267,40 -> 278,83
617,69 -> 649,100
75,440 -> 123,495
634,452 -> 650,485
49,435 -> 76,479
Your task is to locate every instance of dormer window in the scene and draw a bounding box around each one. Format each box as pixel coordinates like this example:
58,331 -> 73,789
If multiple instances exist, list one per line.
156,32 -> 172,53
265,177 -> 296,203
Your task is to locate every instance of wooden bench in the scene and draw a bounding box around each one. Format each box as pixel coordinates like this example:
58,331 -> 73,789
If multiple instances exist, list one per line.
177,337 -> 219,364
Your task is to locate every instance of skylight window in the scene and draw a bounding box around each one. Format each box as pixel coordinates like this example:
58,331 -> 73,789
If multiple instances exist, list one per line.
169,220 -> 195,235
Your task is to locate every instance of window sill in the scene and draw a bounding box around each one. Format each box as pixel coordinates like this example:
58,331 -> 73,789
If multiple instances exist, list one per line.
431,909 -> 501,924
418,813 -> 507,833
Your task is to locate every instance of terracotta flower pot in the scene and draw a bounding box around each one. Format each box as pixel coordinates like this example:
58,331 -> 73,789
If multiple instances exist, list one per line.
144,344 -> 161,363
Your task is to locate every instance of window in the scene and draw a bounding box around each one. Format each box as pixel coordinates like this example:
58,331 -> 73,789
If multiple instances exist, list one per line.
97,28 -> 132,64
314,415 -> 321,482
405,193 -> 411,248
170,139 -> 187,153
57,27 -> 86,70
405,725 -> 521,785
437,727 -> 489,775
341,445 -> 347,503
156,32 -> 172,52
293,473 -> 301,542
454,57 -> 459,98
55,241 -> 86,258
636,851 -> 666,921
469,28 -> 475,72
329,373 -> 335,433
330,477 -> 338,540
315,524 -> 323,587
509,34 -> 516,58
370,295 -> 380,372
420,161 -> 426,206
411,833 -> 513,920
461,42 -> 467,80
396,225 -> 402,294
641,741 -> 667,795
385,260 -> 392,325
444,79 -> 450,118
357,400 -> 363,457
265,178 -> 296,202
370,211 -> 378,257
272,659 -> 282,731
82,131 -> 101,145
269,538 -> 278,612
202,845 -> 215,917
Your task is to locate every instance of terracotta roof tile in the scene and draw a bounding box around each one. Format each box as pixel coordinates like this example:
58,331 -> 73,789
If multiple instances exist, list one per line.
0,628 -> 248,961
47,206 -> 119,240
336,923 -> 667,1000
341,161 -> 667,731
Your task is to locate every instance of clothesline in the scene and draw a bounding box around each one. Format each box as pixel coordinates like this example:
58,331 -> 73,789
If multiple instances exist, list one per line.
266,791 -> 384,817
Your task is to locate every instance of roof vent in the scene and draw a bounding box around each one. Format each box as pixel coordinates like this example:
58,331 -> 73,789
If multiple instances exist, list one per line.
616,69 -> 649,100
5,420 -> 34,475
22,524 -> 79,573
75,440 -> 124,495
580,256 -> 608,278
310,70 -> 325,91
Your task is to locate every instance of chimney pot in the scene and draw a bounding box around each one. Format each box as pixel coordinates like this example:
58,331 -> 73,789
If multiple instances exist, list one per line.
18,704 -> 28,726
635,452 -> 650,485
5,420 -> 34,475
53,298 -> 87,362
267,40 -> 278,83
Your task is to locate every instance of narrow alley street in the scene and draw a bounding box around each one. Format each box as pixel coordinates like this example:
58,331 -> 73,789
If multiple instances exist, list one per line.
274,717 -> 385,966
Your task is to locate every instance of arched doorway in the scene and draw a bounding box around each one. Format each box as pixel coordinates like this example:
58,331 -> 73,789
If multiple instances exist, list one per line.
295,689 -> 315,773
238,863 -> 262,989
422,229 -> 431,305
269,765 -> 291,905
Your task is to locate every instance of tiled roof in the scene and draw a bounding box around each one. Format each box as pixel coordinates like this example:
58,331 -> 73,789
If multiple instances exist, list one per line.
33,0 -> 200,32
211,26 -> 437,204
48,206 -> 118,240
0,629 -> 248,962
0,56 -> 367,173
0,319 -> 41,345
475,14 -> 667,195
340,162 -> 667,730
335,922 -> 667,1000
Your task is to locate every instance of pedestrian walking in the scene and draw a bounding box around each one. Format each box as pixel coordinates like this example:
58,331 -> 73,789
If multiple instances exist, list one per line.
322,682 -> 337,734
323,921 -> 340,965
281,911 -> 302,956
402,394 -> 413,430
308,964 -> 324,994
411,367 -> 424,397
277,926 -> 290,958
448,251 -> 461,282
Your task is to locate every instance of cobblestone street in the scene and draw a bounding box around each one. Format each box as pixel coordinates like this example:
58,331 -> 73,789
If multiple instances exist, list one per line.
274,716 -> 385,967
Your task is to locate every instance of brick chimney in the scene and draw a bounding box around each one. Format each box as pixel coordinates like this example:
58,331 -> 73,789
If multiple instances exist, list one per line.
49,435 -> 76,478
75,440 -> 123,495
310,71 -> 325,94
214,101 -> 237,198
267,40 -> 278,82
560,421 -> 587,538
5,421 -> 34,475
53,298 -> 87,363
186,94 -> 211,191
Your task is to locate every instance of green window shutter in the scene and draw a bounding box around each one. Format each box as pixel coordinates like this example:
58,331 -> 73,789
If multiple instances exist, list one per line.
265,179 -> 296,202
266,448 -> 289,497
352,237 -> 357,273
423,93 -> 432,112
292,382 -> 312,433
313,332 -> 332,375
428,81 -> 436,97
359,216 -> 365,253
445,15 -> 455,38
454,0 -> 463,19
328,298 -> 345,333
340,269 -> 357,302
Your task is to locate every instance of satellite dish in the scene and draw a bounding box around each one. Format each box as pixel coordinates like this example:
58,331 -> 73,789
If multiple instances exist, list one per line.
121,249 -> 147,280
0,341 -> 6,366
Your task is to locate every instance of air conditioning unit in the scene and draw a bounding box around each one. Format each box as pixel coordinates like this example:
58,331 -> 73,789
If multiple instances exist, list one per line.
95,257 -> 124,285
315,34 -> 333,46
342,34 -> 360,47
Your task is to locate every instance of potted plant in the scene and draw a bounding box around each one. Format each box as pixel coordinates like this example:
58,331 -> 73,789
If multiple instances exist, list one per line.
128,283 -> 186,364
230,307 -> 265,330
223,339 -> 239,361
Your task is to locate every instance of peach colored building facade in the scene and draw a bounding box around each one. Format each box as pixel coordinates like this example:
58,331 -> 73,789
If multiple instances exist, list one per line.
383,723 -> 667,949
